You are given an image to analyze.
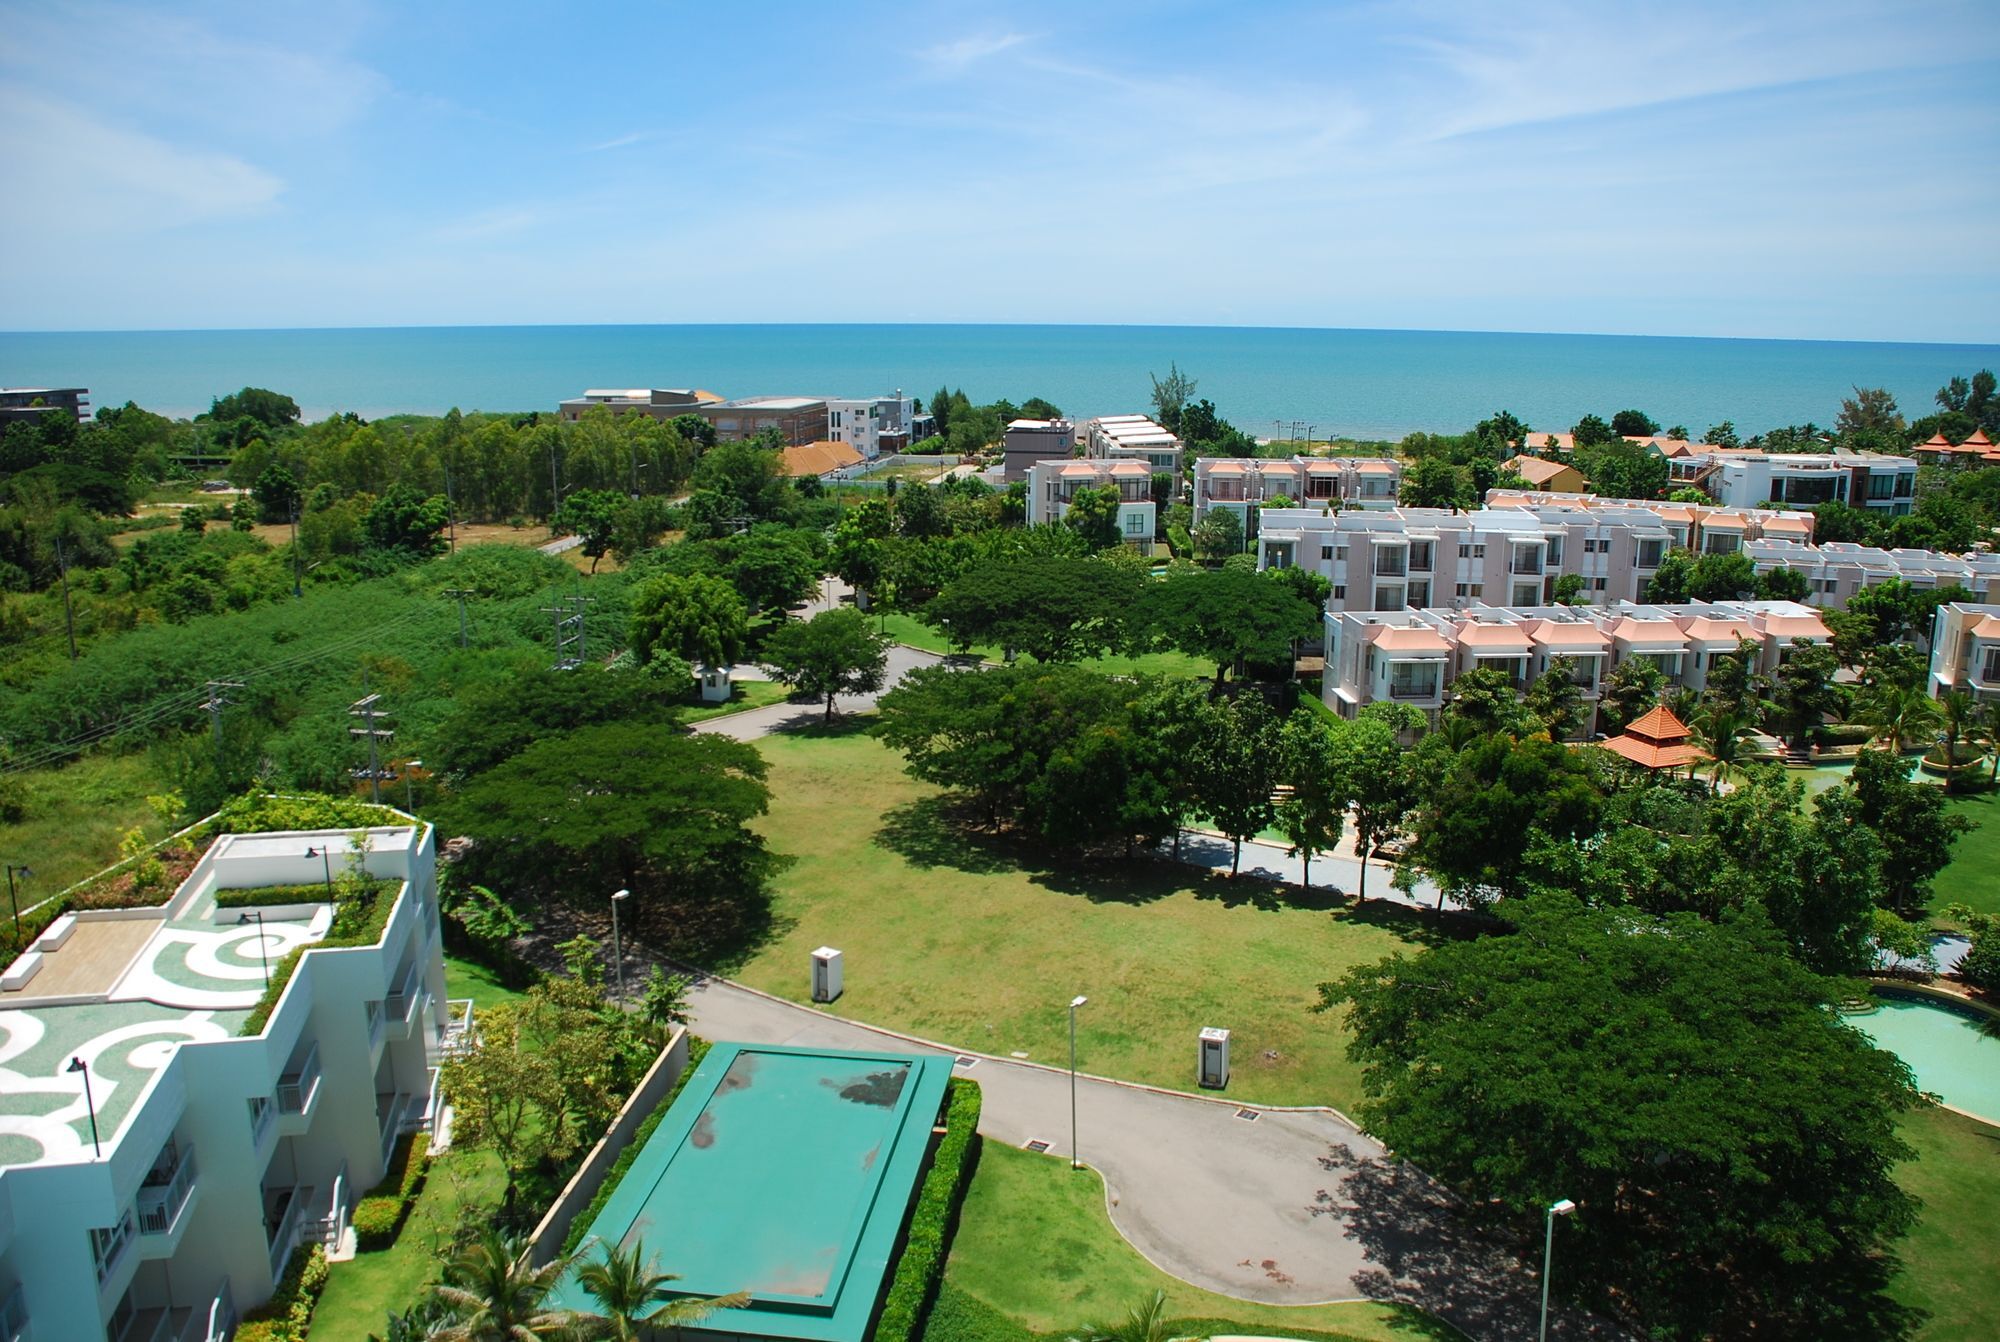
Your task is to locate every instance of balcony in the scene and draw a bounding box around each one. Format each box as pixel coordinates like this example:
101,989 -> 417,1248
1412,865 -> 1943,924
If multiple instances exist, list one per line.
1510,552 -> 1545,575
385,961 -> 427,1035
92,1209 -> 136,1288
137,1144 -> 198,1237
366,999 -> 385,1049
1375,556 -> 1407,578
1203,485 -> 1246,502
277,1042 -> 322,1116
442,999 -> 477,1057
264,1183 -> 317,1278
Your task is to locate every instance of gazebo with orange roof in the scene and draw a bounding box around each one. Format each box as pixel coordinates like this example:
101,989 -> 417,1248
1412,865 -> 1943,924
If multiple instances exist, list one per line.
1602,704 -> 1710,772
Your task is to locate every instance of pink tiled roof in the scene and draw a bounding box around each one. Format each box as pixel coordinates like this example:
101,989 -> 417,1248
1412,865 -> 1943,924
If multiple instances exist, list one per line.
1456,623 -> 1533,649
1528,622 -> 1611,649
1761,612 -> 1831,639
1368,625 -> 1451,653
1611,618 -> 1689,647
1206,462 -> 1245,475
1683,616 -> 1756,643
1970,615 -> 2000,639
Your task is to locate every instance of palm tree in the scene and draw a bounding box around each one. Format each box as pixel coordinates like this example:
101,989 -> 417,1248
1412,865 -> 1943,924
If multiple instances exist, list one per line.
1934,689 -> 1978,763
574,1237 -> 749,1342
1691,707 -> 1758,790
1069,1290 -> 1174,1342
430,1227 -> 583,1342
1973,699 -> 2000,784
1853,683 -> 1939,753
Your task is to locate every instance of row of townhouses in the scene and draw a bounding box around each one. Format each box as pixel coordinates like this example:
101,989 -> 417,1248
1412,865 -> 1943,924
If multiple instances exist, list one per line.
556,388 -> 925,457
1023,459 -> 1159,552
1321,599 -> 1834,718
1192,456 -> 1403,528
0,823 -> 454,1342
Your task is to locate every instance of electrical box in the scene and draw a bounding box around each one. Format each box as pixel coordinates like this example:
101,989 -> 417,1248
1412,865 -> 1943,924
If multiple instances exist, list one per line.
812,946 -> 843,1003
1198,1027 -> 1230,1090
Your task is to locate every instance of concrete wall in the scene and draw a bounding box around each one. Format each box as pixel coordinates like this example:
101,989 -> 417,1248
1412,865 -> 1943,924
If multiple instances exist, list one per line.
525,1028 -> 691,1268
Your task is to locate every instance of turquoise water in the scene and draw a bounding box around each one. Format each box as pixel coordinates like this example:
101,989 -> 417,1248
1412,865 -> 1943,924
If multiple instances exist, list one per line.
552,1043 -> 950,1341
4,324 -> 1997,439
1848,995 -> 2000,1124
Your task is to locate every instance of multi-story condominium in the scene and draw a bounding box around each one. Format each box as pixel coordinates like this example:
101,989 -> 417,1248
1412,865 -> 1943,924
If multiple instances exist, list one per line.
1023,459 -> 1156,552
1483,491 -> 1817,552
693,396 -> 829,446
556,388 -> 721,423
1192,456 -> 1402,536
822,393 -> 915,460
1929,603 -> 2000,701
0,387 -> 91,426
1657,443 -> 1918,514
1082,415 -> 1182,480
1256,501 -> 1818,613
1320,599 -> 1832,720
1743,540 -> 2000,607
0,821 -> 454,1342
1002,418 -> 1076,481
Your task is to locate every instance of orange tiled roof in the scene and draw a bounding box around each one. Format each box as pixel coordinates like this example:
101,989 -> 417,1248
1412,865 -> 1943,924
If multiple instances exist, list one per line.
1368,625 -> 1452,653
1529,622 -> 1611,649
780,440 -> 864,477
1456,622 -> 1533,649
1602,735 -> 1709,769
1970,615 -> 2000,639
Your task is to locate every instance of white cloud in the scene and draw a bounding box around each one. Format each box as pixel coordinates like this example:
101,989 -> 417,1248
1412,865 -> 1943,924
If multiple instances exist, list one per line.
917,31 -> 1031,74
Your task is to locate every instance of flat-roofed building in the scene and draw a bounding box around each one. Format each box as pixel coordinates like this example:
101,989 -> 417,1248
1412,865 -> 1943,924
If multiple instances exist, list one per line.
1743,539 -> 2000,607
822,392 -> 915,460
0,818 -> 452,1342
1192,456 -> 1402,535
695,396 -> 830,446
0,387 -> 90,425
1002,417 -> 1076,481
1024,458 -> 1156,552
1083,415 -> 1182,480
557,388 -> 722,423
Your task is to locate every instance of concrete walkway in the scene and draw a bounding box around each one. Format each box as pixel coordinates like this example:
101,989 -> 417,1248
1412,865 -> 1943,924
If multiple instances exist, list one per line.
681,973 -> 1623,1341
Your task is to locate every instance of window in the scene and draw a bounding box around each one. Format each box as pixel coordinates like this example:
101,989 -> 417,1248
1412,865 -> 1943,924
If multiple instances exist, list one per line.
1320,545 -> 1334,560
1332,584 -> 1346,600
1406,581 -> 1431,607
1458,543 -> 1471,558
1513,584 -> 1540,606
1388,664 -> 1441,699
1592,577 -> 1608,590
1124,513 -> 1147,535
1981,647 -> 2000,683
1408,541 -> 1433,571
1335,545 -> 1349,560
1637,540 -> 1665,568
1455,583 -> 1469,597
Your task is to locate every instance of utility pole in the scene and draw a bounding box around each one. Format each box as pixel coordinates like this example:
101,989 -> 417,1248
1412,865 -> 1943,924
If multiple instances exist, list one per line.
203,680 -> 244,774
289,503 -> 303,598
540,601 -> 584,670
444,467 -> 458,554
566,594 -> 595,665
54,535 -> 77,661
348,683 -> 395,804
442,589 -> 472,649
548,446 -> 562,535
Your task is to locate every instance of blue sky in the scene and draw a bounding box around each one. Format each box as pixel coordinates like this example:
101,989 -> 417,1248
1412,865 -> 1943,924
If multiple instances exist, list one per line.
1,0 -> 1996,340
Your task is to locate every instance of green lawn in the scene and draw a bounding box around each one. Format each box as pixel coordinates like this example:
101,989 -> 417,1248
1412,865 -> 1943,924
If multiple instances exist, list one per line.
309,956 -> 528,1339
938,1141 -> 1460,1341
875,612 -> 1216,684
1932,791 -> 2000,919
678,679 -> 796,724
740,729 -> 1448,1112
0,753 -> 172,918
1891,1105 -> 2000,1341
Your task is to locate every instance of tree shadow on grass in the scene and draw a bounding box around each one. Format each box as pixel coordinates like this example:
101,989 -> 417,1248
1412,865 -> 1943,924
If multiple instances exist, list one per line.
873,796 -> 1021,877
1331,896 -> 1490,950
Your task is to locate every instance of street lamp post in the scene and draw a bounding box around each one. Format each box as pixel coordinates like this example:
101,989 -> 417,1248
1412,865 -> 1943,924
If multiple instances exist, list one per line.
1068,995 -> 1088,1170
303,846 -> 334,902
401,760 -> 422,814
238,911 -> 271,989
4,864 -> 31,944
611,889 -> 631,1001
1539,1198 -> 1578,1342
67,1057 -> 101,1158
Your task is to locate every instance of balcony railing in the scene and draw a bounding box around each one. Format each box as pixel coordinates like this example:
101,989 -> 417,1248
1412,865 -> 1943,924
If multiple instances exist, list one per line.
195,1279 -> 236,1342
0,1281 -> 26,1342
248,1094 -> 275,1147
138,1146 -> 198,1237
92,1209 -> 136,1287
365,999 -> 384,1048
385,961 -> 425,1026
115,1305 -> 174,1342
277,1043 -> 321,1115
1389,680 -> 1440,700
442,999 -> 477,1056
1510,555 -> 1544,575
265,1184 -> 314,1278
1375,558 -> 1407,577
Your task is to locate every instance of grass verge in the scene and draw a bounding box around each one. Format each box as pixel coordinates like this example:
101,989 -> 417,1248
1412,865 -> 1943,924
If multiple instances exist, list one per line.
936,1142 -> 1460,1341
679,679 -> 796,724
1892,1105 -> 2000,1341
1932,791 -> 2000,920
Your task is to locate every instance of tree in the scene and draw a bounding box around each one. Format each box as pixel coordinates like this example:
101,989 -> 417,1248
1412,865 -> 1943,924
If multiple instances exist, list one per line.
831,499 -> 892,601
761,607 -> 889,721
691,439 -> 786,522
1135,566 -> 1320,696
1610,409 -> 1659,437
1769,640 -> 1843,752
1524,657 -> 1586,739
1189,506 -> 1243,560
1837,386 -> 1905,452
1700,637 -> 1764,719
1852,683 -> 1939,753
1276,709 -> 1349,894
207,386 -> 300,430
1408,735 -> 1602,907
253,464 -> 302,523
1337,711 -> 1416,904
895,482 -> 949,539
1020,396 -> 1063,420
924,556 -> 1139,663
1064,483 -> 1123,550
728,526 -> 821,615
432,666 -> 686,782
1643,548 -> 1695,603
1189,695 -> 1278,876
1685,550 -> 1755,602
1549,572 -> 1587,606
1848,747 -> 1972,915
1703,420 -> 1741,448
554,489 -> 627,572
1943,903 -> 2000,993
1148,363 -> 1197,434
365,484 -> 451,558
1754,565 -> 1810,601
1322,895 -> 1922,1341
573,1236 -> 750,1342
430,1227 -> 582,1342
1400,456 -> 1468,509
629,572 -> 747,672
1689,705 -> 1758,788
1573,436 -> 1668,500
1597,657 -> 1664,735
1570,413 -> 1616,447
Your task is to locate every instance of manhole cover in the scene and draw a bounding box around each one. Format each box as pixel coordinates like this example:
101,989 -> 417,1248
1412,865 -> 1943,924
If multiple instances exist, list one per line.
1235,1108 -> 1260,1122
1025,1139 -> 1052,1153
953,1055 -> 978,1068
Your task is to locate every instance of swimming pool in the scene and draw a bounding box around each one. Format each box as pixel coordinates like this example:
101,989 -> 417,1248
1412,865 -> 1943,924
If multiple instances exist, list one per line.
1846,991 -> 2000,1125
548,1042 -> 953,1341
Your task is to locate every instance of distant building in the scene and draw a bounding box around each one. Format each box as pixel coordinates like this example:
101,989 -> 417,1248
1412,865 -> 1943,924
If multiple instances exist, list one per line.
0,387 -> 90,425
1024,459 -> 1156,553
822,393 -> 915,460
1929,602 -> 2000,701
1002,418 -> 1075,481
1508,455 -> 1589,493
781,440 -> 865,480
1911,428 -> 2000,468
556,388 -> 722,423
1744,539 -> 2000,607
1641,438 -> 1918,514
1191,455 -> 1402,536
695,396 -> 829,447
1083,415 -> 1182,479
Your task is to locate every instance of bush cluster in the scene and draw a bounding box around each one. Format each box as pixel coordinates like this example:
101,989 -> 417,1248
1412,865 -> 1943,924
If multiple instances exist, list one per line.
215,881 -> 384,909
237,878 -> 402,1036
235,1243 -> 328,1342
875,1078 -> 983,1342
353,1131 -> 431,1251
561,1035 -> 712,1254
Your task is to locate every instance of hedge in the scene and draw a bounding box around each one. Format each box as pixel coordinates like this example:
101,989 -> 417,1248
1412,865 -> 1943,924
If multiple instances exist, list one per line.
562,1035 -> 713,1254
353,1131 -> 431,1251
874,1077 -> 983,1342
215,881 -> 382,909
237,879 -> 402,1036
916,1284 -> 1387,1342
236,1243 -> 329,1342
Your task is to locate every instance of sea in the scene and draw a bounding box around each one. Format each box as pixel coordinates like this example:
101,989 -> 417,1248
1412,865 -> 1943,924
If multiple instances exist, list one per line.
3,323 -> 1997,442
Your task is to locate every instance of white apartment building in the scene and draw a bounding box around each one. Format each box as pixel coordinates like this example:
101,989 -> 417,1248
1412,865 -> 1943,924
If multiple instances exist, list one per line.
1256,501 -> 1817,613
1744,540 -> 2000,608
822,393 -> 915,461
1930,603 -> 2000,701
1321,599 -> 1832,721
0,822 -> 453,1342
1083,415 -> 1182,480
1192,456 -> 1402,537
1023,459 -> 1156,552
1656,443 -> 1919,514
